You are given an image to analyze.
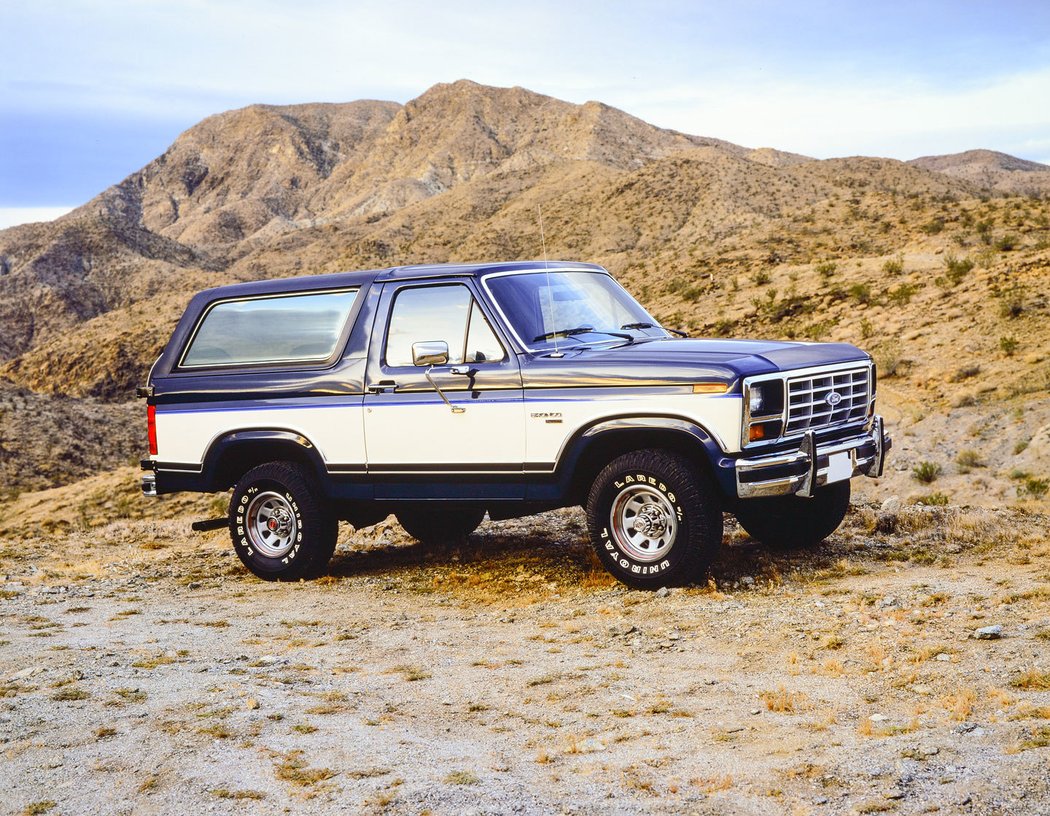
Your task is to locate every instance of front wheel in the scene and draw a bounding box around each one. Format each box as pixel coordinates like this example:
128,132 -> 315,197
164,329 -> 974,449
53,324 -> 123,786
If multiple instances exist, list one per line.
585,449 -> 723,590
733,480 -> 850,549
229,461 -> 337,581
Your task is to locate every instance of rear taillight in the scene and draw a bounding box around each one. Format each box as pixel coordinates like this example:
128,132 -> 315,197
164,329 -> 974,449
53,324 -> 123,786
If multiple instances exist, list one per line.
147,405 -> 158,456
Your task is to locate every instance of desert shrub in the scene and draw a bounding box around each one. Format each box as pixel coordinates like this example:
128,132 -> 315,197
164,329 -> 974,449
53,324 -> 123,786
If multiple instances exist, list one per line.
943,255 -> 974,285
920,217 -> 945,235
860,318 -> 874,339
912,461 -> 943,484
950,364 -> 980,382
848,283 -> 874,305
753,270 -> 771,286
875,340 -> 907,377
914,492 -> 949,506
711,319 -> 735,337
1013,439 -> 1029,455
815,261 -> 837,279
1020,478 -> 1049,499
887,282 -> 920,306
956,449 -> 983,472
998,286 -> 1025,318
976,220 -> 994,243
994,234 -> 1018,251
881,256 -> 904,276
999,336 -> 1019,356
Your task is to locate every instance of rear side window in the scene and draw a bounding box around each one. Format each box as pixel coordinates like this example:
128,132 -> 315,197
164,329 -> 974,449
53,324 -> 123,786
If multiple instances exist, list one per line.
181,289 -> 358,368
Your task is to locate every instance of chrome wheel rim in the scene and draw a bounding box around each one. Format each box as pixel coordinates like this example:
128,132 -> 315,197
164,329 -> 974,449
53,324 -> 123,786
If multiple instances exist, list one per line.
610,485 -> 677,562
246,491 -> 298,558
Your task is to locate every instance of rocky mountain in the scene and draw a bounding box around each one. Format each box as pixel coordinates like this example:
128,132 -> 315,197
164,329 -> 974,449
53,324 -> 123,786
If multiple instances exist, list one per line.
909,149 -> 1050,194
0,79 -> 1047,508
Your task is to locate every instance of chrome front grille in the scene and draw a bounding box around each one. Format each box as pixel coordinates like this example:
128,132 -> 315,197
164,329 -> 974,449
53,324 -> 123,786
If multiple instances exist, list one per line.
785,367 -> 870,434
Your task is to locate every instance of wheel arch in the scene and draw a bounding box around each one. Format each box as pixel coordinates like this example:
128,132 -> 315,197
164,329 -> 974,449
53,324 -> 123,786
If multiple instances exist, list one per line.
203,429 -> 328,492
559,416 -> 728,505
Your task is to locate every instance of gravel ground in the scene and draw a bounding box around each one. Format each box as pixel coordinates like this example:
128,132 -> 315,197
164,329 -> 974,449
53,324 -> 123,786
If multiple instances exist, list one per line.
1,502 -> 1049,815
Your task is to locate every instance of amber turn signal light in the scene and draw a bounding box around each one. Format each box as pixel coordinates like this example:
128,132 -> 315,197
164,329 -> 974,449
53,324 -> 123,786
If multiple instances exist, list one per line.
692,383 -> 728,394
748,423 -> 766,442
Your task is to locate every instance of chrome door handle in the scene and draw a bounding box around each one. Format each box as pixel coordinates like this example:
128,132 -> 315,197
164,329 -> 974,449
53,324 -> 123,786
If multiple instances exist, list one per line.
367,380 -> 397,394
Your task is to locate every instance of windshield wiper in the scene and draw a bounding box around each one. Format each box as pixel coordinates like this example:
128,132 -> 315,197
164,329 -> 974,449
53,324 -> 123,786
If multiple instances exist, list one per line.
534,325 -> 634,343
621,321 -> 688,338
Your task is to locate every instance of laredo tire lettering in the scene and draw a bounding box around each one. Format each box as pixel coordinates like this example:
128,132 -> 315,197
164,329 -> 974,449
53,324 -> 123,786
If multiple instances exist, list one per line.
228,461 -> 337,582
585,448 -> 723,590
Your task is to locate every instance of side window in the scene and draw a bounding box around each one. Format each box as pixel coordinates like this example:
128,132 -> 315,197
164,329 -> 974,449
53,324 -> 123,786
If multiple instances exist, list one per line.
385,284 -> 506,367
181,289 -> 358,368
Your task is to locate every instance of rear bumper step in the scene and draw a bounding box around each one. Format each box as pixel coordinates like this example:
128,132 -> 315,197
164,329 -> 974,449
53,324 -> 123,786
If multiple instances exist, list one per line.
190,518 -> 228,533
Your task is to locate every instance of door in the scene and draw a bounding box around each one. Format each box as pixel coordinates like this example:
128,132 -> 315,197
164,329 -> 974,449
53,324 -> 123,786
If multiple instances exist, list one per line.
363,281 -> 526,498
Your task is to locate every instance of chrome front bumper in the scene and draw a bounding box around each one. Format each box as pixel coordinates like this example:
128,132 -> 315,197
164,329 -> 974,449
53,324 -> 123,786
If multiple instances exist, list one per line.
735,416 -> 890,499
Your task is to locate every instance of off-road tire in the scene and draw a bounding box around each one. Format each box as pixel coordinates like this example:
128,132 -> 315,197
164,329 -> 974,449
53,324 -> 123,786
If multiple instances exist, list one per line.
585,449 -> 723,590
396,505 -> 486,545
229,461 -> 337,581
734,480 -> 850,549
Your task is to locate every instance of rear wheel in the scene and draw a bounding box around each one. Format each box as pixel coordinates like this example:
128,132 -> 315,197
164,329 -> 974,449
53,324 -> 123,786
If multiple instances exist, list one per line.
396,505 -> 486,545
229,461 -> 337,580
734,480 -> 850,549
585,449 -> 723,590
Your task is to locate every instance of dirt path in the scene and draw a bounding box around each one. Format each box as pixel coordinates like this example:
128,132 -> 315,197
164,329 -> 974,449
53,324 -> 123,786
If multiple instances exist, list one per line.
2,504 -> 1049,815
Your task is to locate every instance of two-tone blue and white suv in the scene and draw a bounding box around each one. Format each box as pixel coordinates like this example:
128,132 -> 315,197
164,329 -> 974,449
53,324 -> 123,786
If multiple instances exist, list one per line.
140,261 -> 889,588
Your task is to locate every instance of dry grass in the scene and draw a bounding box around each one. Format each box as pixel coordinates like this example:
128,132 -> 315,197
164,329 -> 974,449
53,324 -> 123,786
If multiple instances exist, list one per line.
274,751 -> 337,787
760,686 -> 809,713
1012,670 -> 1050,691
942,688 -> 977,721
694,775 -> 733,793
211,789 -> 266,800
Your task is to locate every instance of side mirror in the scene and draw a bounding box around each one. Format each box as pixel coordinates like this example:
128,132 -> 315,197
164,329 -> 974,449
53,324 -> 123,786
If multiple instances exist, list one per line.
412,340 -> 449,367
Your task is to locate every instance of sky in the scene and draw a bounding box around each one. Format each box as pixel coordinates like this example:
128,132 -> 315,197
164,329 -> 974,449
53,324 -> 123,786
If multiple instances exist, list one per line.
2,0 -> 1050,227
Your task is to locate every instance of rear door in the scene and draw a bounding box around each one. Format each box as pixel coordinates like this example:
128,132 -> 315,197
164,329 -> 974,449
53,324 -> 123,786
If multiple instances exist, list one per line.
362,280 -> 525,498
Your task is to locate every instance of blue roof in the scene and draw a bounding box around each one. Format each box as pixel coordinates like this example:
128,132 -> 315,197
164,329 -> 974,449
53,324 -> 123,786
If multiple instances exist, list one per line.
191,260 -> 606,301
376,260 -> 604,281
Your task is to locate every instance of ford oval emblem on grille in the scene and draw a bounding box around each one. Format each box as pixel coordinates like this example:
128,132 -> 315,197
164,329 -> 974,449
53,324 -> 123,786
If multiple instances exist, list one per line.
826,391 -> 843,407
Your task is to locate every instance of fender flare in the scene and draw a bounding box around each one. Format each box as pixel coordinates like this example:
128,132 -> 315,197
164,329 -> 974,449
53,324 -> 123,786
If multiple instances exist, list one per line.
553,414 -> 727,481
202,428 -> 328,490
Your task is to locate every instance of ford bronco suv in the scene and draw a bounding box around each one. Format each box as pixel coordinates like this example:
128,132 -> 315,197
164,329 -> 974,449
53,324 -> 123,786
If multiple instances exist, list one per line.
140,261 -> 888,589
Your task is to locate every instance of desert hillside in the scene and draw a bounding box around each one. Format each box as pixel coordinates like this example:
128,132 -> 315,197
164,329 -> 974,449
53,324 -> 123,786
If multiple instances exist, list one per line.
0,79 -> 1047,510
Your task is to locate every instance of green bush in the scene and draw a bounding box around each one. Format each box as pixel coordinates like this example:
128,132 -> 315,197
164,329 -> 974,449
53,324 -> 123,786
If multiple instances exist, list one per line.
887,282 -> 920,306
912,461 -> 943,484
848,283 -> 874,305
881,256 -> 904,276
815,261 -> 837,279
998,286 -> 1025,318
914,492 -> 949,506
1020,477 -> 1049,499
994,234 -> 1018,251
999,336 -> 1019,356
943,255 -> 974,285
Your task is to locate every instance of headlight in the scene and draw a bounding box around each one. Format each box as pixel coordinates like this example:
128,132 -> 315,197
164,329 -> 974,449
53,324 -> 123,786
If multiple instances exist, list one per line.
747,381 -> 782,417
743,379 -> 785,446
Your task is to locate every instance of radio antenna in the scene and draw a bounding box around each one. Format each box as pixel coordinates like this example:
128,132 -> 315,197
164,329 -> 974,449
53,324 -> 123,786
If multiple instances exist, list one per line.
538,205 -> 562,357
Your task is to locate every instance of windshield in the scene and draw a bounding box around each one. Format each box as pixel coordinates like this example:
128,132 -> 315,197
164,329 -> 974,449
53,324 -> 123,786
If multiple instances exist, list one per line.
484,271 -> 667,351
